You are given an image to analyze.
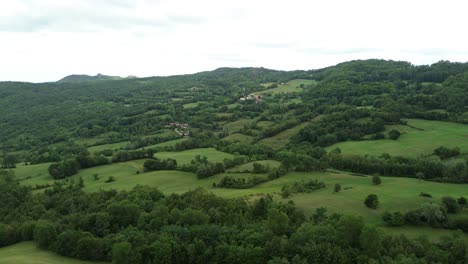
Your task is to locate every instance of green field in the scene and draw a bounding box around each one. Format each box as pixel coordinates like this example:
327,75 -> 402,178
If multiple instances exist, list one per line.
155,148 -> 234,165
0,242 -> 105,264
222,133 -> 254,143
258,122 -> 310,149
327,119 -> 468,157
224,118 -> 255,133
260,79 -> 316,95
226,160 -> 281,172
87,141 -> 129,153
183,102 -> 199,109
14,163 -> 52,185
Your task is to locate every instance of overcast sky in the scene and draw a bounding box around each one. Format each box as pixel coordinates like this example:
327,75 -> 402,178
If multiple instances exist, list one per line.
1,0 -> 468,82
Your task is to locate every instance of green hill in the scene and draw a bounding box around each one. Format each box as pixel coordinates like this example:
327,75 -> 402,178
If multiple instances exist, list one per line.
57,73 -> 123,83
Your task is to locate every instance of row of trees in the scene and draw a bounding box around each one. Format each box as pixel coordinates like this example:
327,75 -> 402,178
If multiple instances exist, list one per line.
329,151 -> 468,183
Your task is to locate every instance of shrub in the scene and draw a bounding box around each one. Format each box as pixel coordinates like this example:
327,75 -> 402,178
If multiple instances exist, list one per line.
334,183 -> 341,193
388,129 -> 401,140
364,194 -> 379,209
419,192 -> 432,198
105,176 -> 115,183
457,197 -> 467,207
372,175 -> 382,185
382,211 -> 405,227
441,196 -> 460,214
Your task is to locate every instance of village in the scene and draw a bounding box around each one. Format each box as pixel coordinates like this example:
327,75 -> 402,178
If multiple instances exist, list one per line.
169,122 -> 190,136
239,93 -> 262,103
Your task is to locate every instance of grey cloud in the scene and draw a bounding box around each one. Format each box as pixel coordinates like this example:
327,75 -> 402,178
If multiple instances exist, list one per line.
0,0 -> 216,33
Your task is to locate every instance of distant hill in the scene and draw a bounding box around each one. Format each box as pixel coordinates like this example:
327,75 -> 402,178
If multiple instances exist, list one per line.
57,73 -> 123,83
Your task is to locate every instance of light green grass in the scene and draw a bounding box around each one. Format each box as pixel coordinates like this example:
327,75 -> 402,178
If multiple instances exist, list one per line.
224,118 -> 255,133
0,242 -> 106,264
13,163 -> 53,186
259,79 -> 316,95
258,122 -> 310,149
183,102 -> 199,109
327,119 -> 468,157
155,148 -> 234,165
215,113 -> 232,118
87,141 -> 129,153
256,121 -> 275,129
227,160 -> 281,172
222,133 -> 254,144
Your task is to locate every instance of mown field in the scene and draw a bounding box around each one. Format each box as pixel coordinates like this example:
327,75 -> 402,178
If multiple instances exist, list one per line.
0,242 -> 105,264
260,79 -> 316,95
327,119 -> 468,157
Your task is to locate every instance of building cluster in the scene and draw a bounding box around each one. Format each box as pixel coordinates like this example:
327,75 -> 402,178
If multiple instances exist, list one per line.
169,122 -> 189,128
239,93 -> 262,103
169,122 -> 190,136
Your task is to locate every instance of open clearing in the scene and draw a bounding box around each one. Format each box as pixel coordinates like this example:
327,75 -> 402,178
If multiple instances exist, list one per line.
327,119 -> 468,157
154,148 -> 234,165
258,122 -> 310,149
87,141 -> 129,153
0,242 -> 105,264
222,133 -> 254,144
260,79 -> 316,95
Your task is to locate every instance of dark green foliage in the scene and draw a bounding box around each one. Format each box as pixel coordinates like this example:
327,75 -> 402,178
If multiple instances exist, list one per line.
458,196 -> 467,207
216,175 -> 268,189
441,196 -> 460,214
334,183 -> 341,193
419,192 -> 432,198
143,158 -> 177,171
372,175 -> 382,185
330,152 -> 468,183
252,162 -> 269,174
48,159 -> 80,179
382,211 -> 405,227
281,180 -> 325,197
433,146 -> 461,159
1,154 -> 17,168
364,194 -> 379,209
388,129 -> 401,140
105,176 -> 116,183
404,203 -> 448,227
33,220 -> 57,249
0,224 -> 18,247
449,216 -> 468,232
196,162 -> 225,178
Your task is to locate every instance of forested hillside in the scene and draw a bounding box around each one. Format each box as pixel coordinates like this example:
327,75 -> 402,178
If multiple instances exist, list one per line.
1,59 -> 468,263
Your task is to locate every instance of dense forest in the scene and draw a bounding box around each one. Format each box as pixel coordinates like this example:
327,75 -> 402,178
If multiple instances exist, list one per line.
1,59 -> 468,263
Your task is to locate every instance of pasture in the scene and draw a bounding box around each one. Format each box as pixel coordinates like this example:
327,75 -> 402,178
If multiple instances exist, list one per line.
258,122 -> 310,149
0,242 -> 105,264
260,79 -> 316,95
327,119 -> 468,157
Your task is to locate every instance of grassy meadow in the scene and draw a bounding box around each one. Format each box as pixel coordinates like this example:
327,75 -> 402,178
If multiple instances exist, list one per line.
258,122 -> 310,149
0,242 -> 106,264
260,79 -> 316,95
327,119 -> 468,157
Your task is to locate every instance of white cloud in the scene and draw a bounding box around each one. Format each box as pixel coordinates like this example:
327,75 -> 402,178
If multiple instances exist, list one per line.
1,0 -> 468,82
